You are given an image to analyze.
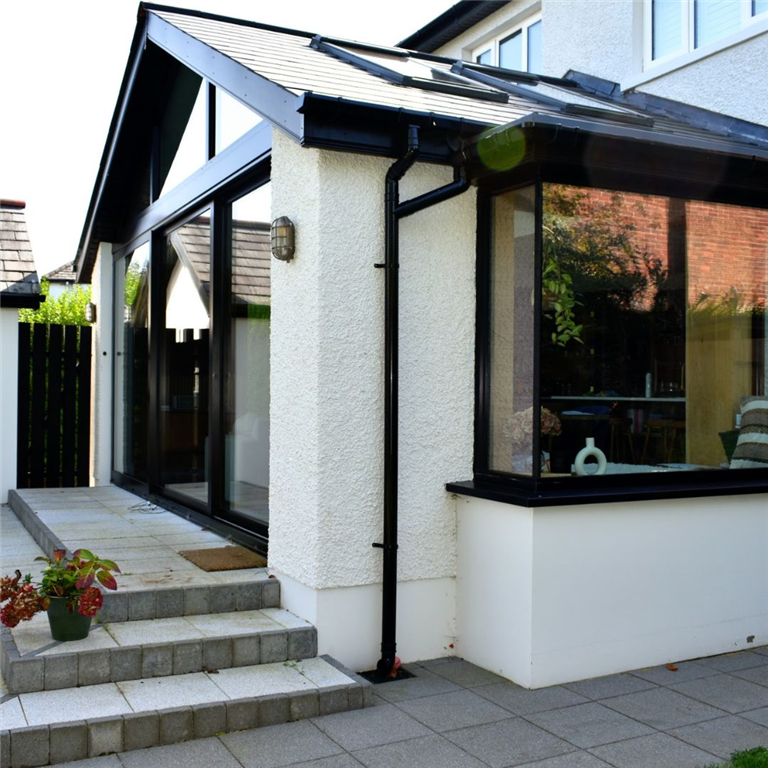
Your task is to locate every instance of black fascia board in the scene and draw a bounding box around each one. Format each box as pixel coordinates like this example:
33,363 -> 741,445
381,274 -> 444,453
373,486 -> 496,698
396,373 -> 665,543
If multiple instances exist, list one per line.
146,13 -> 301,139
0,291 -> 44,309
75,8 -> 150,284
397,1 -> 510,53
297,92 -> 488,162
566,70 -> 768,148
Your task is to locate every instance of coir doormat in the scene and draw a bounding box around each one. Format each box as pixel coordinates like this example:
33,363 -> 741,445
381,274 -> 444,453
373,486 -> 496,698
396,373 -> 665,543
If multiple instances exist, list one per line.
179,546 -> 267,571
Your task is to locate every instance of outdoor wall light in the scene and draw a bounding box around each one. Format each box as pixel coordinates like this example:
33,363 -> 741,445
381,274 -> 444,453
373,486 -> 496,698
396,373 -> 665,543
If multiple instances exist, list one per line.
84,302 -> 97,323
270,216 -> 295,261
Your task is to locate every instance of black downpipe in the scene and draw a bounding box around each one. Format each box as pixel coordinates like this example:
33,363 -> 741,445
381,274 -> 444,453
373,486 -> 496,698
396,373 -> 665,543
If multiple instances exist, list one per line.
376,125 -> 469,678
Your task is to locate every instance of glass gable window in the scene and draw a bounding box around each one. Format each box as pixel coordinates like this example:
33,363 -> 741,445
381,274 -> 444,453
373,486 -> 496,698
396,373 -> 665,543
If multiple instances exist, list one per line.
487,183 -> 767,480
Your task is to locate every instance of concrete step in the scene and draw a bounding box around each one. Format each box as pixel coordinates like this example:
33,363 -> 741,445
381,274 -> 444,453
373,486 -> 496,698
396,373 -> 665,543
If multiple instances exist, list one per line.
0,657 -> 373,767
1,608 -> 316,694
5,489 -> 278,623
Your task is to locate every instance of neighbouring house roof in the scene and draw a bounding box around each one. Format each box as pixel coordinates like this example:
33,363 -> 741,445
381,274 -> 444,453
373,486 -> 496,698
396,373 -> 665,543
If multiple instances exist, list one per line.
173,218 -> 271,307
397,0 -> 510,53
75,2 -> 768,282
0,200 -> 43,309
44,261 -> 78,283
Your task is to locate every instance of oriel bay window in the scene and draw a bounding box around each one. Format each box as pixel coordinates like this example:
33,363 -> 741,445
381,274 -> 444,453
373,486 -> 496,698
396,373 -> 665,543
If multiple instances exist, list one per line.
481,181 -> 767,493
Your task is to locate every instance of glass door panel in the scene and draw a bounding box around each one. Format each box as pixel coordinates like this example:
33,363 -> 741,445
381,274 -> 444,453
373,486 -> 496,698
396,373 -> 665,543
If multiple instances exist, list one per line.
224,183 -> 271,527
114,242 -> 150,481
160,211 -> 212,507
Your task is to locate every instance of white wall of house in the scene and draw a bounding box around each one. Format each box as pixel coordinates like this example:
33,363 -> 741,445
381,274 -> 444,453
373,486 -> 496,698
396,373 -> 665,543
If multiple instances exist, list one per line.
457,493 -> 768,689
432,0 -> 767,127
269,129 -> 476,669
90,244 -> 114,487
0,308 -> 20,503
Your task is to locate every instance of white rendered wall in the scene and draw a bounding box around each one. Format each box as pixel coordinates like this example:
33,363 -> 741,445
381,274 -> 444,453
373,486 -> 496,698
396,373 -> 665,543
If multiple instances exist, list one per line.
0,308 -> 20,503
457,493 -> 768,688
269,130 -> 476,669
89,244 -> 114,487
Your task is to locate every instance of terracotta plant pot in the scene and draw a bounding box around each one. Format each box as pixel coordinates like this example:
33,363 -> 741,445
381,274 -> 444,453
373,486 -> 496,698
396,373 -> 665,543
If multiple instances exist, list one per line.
46,597 -> 92,642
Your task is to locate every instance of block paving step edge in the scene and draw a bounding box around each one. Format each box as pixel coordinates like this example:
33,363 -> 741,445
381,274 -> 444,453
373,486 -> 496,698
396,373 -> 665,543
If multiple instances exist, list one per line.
1,616 -> 316,694
0,656 -> 374,768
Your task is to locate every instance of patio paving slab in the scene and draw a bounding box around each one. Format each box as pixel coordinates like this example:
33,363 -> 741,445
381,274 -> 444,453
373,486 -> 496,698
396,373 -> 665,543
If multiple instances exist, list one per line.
310,703 -> 431,751
117,736 -> 243,768
352,733 -> 488,768
669,714 -> 768,759
443,716 -> 576,767
395,689 -> 512,732
741,707 -> 768,727
515,753 -> 613,768
599,685 -> 727,730
117,672 -> 225,710
629,660 -> 721,686
563,672 -> 658,700
732,665 -> 768,688
51,758 -> 123,768
474,680 -> 589,715
670,673 -> 768,713
221,720 -> 344,767
0,695 -> 28,729
697,651 -> 768,673
426,658 -> 506,688
589,731 -> 725,767
525,701 -> 656,748
19,682 -> 133,725
288,756 -> 366,768
368,666 -> 461,703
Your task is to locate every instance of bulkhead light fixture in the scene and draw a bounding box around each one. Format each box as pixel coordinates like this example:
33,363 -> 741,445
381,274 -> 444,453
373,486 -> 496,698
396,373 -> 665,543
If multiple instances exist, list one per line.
270,216 -> 295,261
84,302 -> 97,323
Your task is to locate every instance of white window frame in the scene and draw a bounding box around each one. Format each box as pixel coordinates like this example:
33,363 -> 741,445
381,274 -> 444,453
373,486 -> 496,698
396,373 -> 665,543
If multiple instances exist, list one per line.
471,12 -> 543,72
643,0 -> 768,71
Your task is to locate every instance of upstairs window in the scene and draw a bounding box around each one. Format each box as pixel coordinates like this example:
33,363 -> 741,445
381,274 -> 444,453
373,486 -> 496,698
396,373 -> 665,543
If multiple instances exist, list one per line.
472,15 -> 543,73
649,0 -> 767,66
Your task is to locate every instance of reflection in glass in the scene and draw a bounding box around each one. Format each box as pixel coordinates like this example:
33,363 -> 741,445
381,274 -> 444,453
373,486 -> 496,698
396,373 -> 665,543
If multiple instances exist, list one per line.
160,80 -> 207,197
160,211 -> 211,505
224,184 -> 271,526
489,186 -> 536,474
537,184 -> 766,475
476,49 -> 493,65
499,30 -> 523,70
653,0 -> 684,59
215,88 -> 262,155
695,0 -> 740,47
527,21 -> 542,73
114,243 -> 150,481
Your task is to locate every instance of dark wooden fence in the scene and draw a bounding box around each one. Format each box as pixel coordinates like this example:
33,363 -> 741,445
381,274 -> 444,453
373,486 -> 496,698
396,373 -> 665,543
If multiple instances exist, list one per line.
17,323 -> 92,488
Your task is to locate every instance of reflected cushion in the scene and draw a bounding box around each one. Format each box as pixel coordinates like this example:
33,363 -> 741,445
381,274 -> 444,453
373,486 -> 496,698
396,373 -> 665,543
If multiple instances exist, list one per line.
730,397 -> 768,468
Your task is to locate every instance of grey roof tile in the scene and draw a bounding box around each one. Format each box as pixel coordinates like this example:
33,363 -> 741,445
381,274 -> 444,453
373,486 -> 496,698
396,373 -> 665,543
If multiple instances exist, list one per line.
0,201 -> 41,298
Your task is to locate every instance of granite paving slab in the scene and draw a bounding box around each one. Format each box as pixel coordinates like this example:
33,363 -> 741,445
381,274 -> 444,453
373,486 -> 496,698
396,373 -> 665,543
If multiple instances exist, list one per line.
526,701 -> 656,748
669,715 -> 768,759
697,651 -> 768,673
310,703 -> 431,751
117,672 -> 231,710
629,660 -> 721,686
475,680 -> 589,715
443,716 -> 576,767
515,753 -> 613,768
670,673 -> 768,713
396,689 -> 512,732
19,682 -> 133,725
0,695 -> 27,729
352,733 -> 488,768
563,672 -> 658,700
589,732 -> 725,768
118,737 -> 244,768
221,720 -> 344,768
370,666 -> 461,703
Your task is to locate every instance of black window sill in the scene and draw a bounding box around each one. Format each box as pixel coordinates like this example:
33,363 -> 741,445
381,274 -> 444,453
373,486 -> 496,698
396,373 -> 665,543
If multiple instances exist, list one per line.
447,470 -> 768,508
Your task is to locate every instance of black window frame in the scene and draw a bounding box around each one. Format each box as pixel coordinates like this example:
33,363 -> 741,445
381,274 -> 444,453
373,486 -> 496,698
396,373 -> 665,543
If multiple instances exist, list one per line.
450,162 -> 768,508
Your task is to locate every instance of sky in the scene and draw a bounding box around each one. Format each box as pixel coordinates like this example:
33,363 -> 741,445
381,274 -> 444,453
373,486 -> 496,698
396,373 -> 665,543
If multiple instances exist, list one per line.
0,0 -> 454,278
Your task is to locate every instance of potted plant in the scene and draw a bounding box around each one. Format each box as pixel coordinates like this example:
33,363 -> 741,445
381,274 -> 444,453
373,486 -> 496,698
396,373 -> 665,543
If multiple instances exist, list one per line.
1,549 -> 120,641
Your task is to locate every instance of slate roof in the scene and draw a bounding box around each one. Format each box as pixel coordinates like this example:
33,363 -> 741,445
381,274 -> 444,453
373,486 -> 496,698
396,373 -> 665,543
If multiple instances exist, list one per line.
0,200 -> 42,308
75,3 -> 768,281
173,218 -> 270,306
44,261 -> 78,283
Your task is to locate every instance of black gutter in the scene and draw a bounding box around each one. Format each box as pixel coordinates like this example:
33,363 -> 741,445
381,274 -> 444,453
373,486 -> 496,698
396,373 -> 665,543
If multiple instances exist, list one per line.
376,125 -> 469,678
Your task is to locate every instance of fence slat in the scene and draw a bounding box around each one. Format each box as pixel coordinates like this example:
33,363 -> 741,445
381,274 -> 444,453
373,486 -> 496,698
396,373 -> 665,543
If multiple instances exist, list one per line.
16,323 -> 31,488
29,325 -> 47,487
61,326 -> 78,486
45,324 -> 64,487
76,325 -> 92,487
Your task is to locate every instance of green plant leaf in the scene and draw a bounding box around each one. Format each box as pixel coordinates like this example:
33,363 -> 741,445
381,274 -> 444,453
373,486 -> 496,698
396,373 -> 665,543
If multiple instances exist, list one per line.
73,549 -> 95,561
99,560 -> 121,573
97,571 -> 118,590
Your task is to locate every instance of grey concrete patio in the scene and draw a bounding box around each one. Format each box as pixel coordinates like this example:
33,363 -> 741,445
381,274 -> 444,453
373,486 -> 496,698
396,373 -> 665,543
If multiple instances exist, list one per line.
45,649 -> 768,767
